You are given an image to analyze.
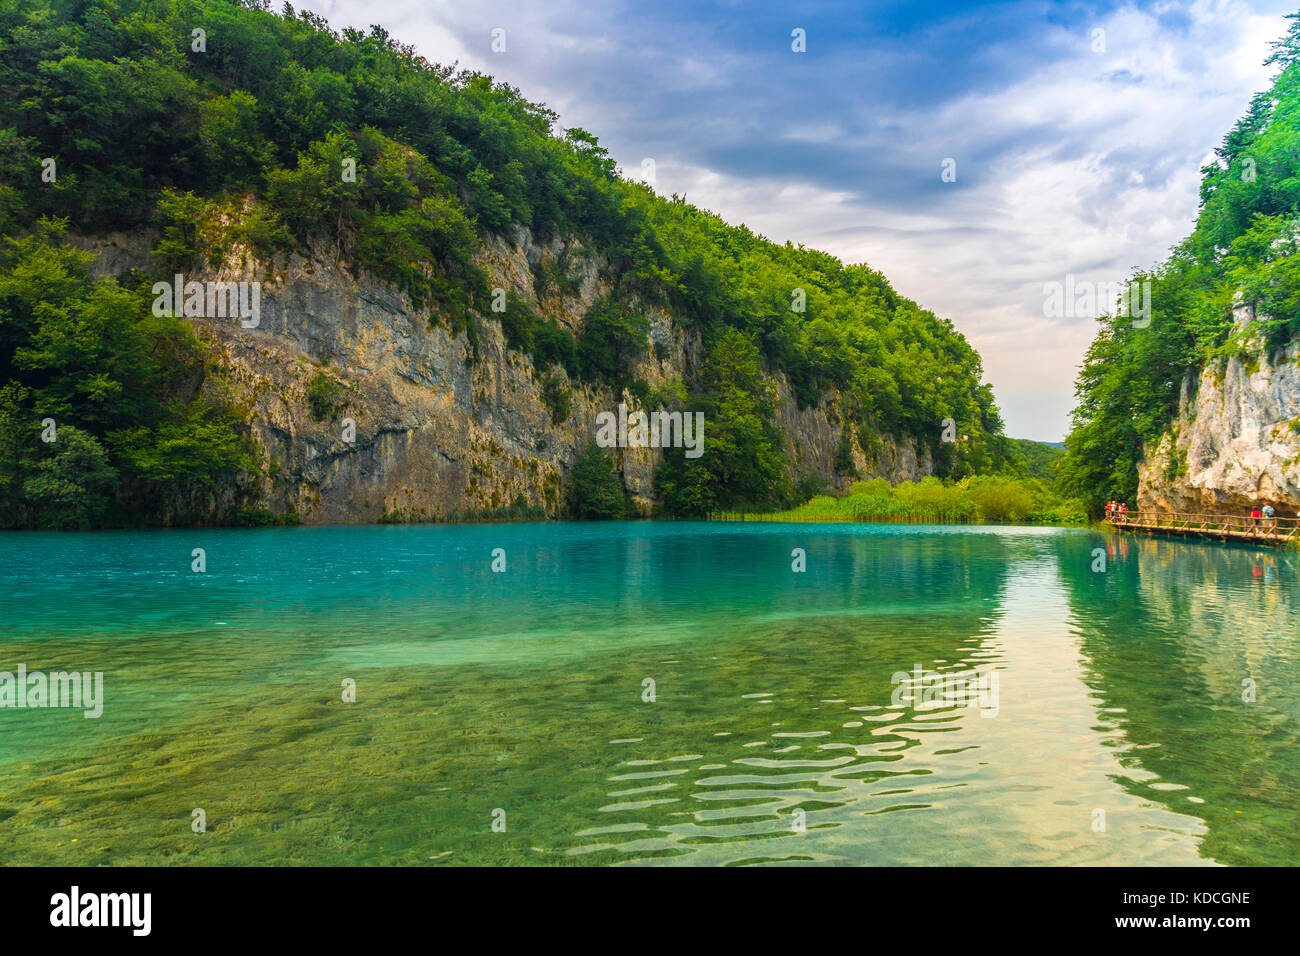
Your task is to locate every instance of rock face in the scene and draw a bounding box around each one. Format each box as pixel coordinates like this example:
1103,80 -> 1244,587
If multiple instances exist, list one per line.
1138,304 -> 1300,518
84,227 -> 934,524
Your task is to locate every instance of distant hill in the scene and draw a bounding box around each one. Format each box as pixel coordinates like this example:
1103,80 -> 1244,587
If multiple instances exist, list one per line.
1010,438 -> 1066,483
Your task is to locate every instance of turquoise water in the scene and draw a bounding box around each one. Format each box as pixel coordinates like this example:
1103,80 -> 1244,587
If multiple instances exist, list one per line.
0,522 -> 1296,865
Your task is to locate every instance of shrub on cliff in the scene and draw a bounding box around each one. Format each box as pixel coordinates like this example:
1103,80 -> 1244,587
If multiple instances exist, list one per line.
305,370 -> 352,422
577,297 -> 649,394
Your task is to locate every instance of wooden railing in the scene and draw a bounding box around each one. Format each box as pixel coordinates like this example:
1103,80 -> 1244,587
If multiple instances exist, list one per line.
1111,510 -> 1299,543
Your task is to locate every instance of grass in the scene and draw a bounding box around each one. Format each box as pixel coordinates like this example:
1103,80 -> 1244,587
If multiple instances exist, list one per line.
715,476 -> 1088,525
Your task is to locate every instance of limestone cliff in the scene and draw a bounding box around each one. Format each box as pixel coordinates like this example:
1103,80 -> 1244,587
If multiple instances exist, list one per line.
1138,302 -> 1300,518
82,227 -> 934,524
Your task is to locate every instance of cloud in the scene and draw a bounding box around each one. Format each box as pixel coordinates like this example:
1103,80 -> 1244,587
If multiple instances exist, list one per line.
300,0 -> 1295,441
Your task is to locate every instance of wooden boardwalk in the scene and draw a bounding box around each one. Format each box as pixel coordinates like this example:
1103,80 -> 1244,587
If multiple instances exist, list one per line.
1113,510 -> 1298,546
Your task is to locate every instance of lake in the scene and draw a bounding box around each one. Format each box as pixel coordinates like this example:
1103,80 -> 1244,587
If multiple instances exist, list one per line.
0,522 -> 1295,865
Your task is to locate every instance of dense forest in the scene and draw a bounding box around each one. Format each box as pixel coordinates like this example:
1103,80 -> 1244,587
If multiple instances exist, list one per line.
0,0 -> 1019,527
1061,14 -> 1300,515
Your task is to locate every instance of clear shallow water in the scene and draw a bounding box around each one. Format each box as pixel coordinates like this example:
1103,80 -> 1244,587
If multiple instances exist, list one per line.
0,522 -> 1295,865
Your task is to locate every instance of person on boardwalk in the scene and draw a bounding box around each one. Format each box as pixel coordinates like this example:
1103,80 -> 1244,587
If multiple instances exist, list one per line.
1263,502 -> 1276,532
1251,505 -> 1262,530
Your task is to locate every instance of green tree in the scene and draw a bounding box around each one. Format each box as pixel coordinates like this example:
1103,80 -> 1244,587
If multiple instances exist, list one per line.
577,297 -> 649,392
0,219 -> 251,527
24,426 -> 117,530
656,329 -> 786,514
567,444 -> 627,519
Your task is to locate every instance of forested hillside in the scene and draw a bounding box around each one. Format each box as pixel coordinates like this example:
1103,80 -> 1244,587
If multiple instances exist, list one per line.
0,0 -> 1012,527
1009,438 -> 1064,483
1061,14 -> 1300,514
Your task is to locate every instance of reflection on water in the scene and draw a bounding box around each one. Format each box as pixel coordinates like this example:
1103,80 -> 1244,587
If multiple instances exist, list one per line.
0,523 -> 1295,865
1058,533 -> 1300,866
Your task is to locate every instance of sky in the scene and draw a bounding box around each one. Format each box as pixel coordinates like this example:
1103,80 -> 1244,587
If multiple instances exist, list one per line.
298,0 -> 1295,442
